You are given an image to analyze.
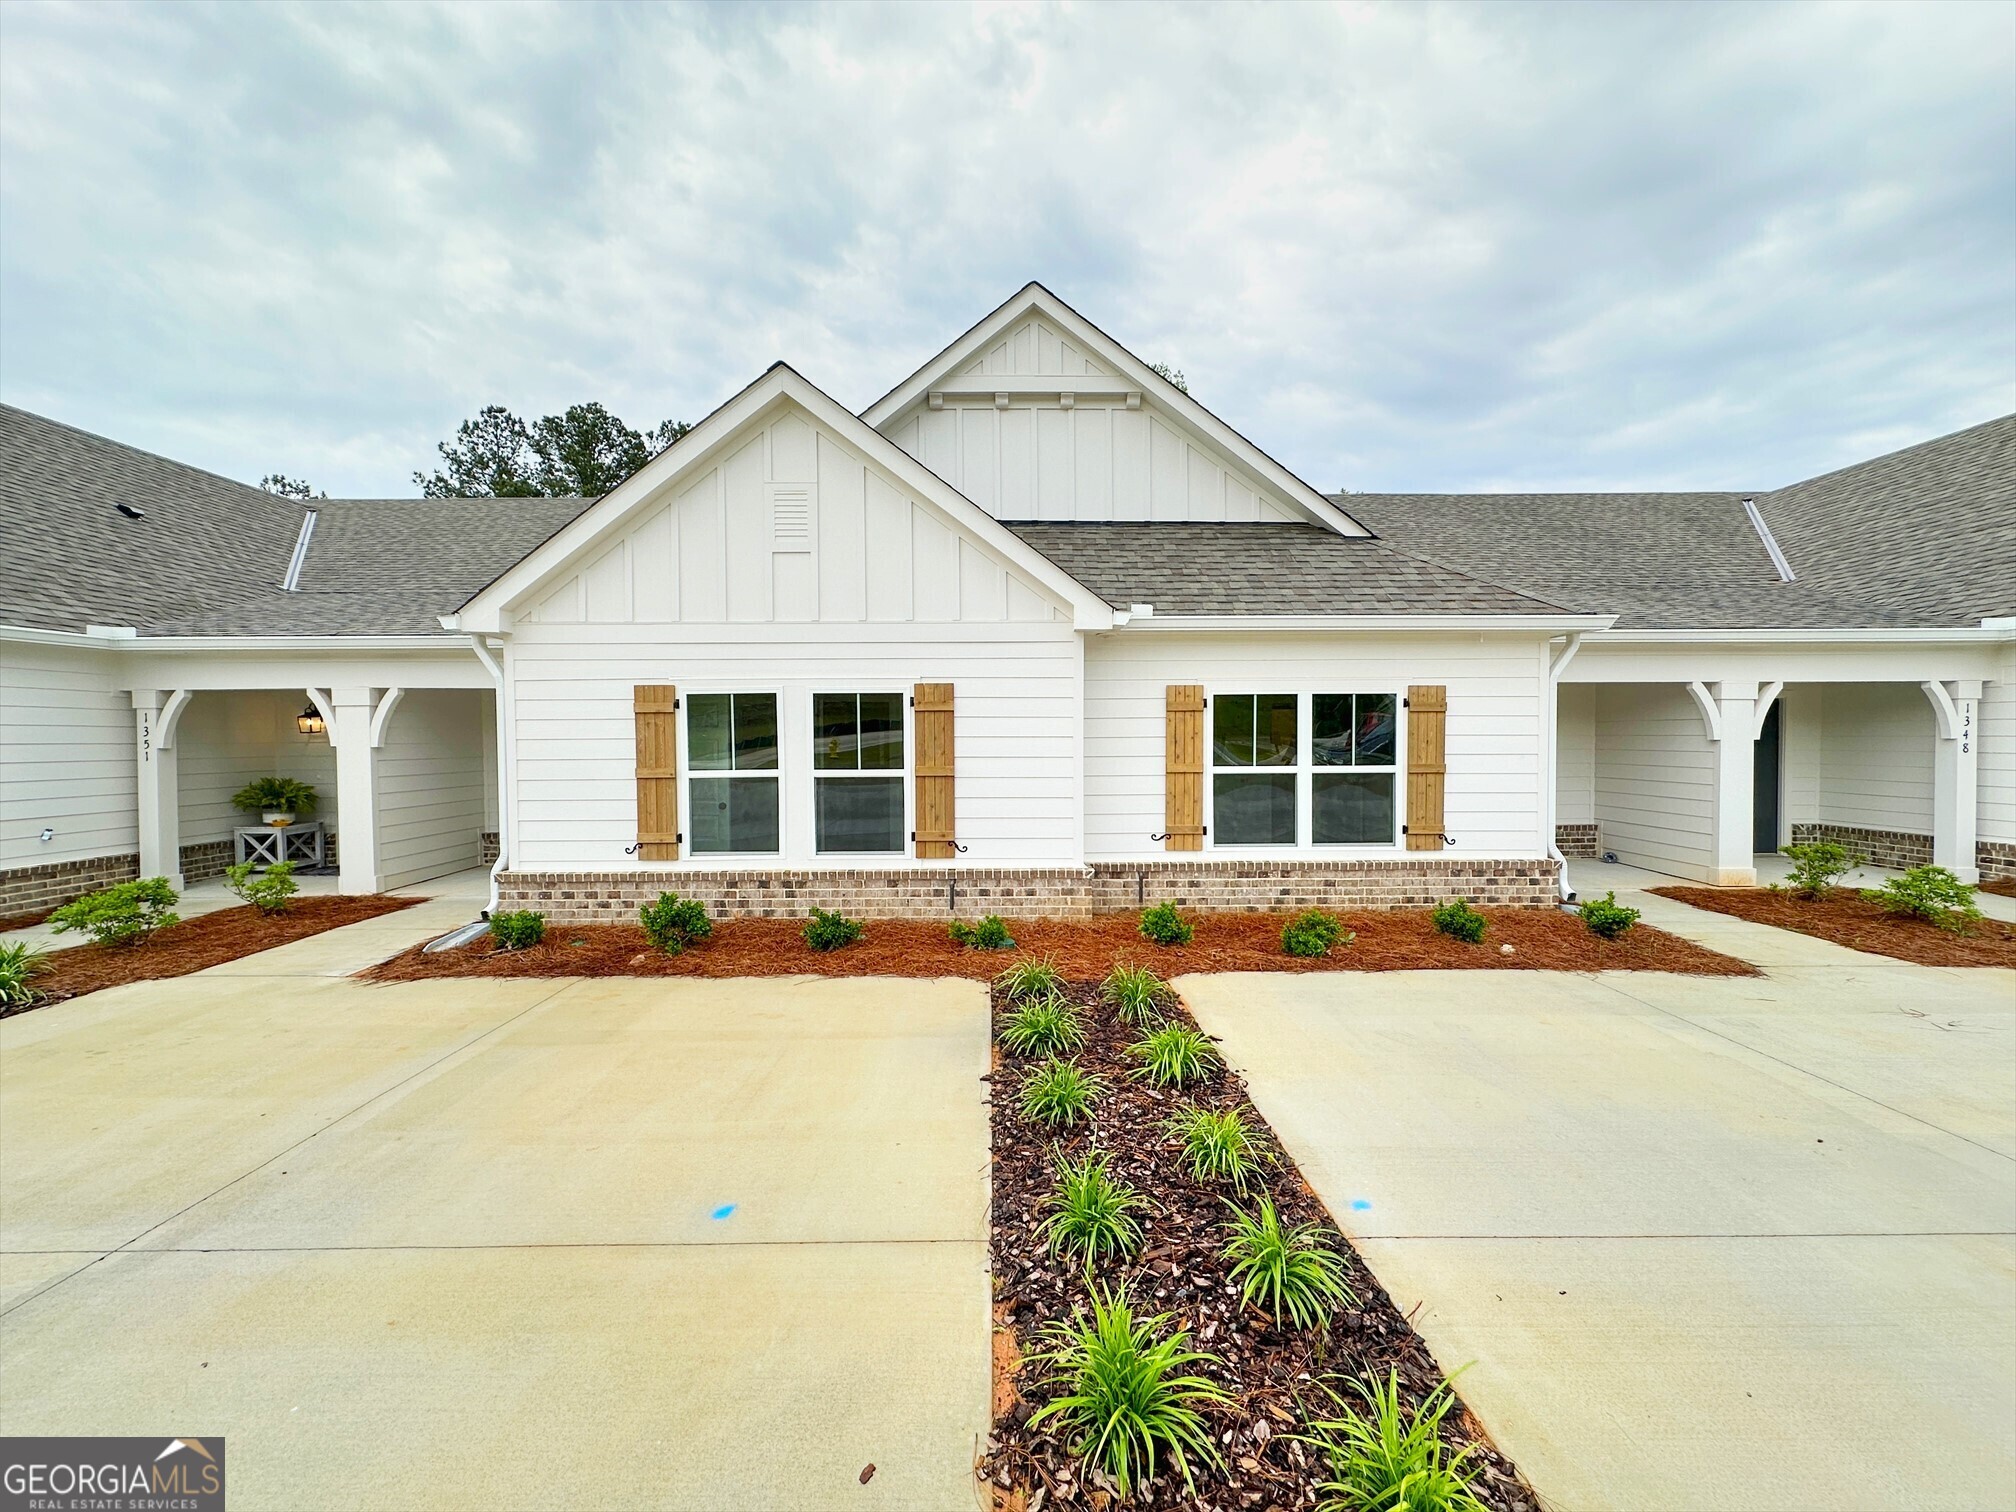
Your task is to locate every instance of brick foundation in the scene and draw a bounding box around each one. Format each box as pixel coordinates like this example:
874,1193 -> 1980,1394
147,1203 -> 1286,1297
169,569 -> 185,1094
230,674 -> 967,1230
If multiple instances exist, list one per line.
179,839 -> 234,884
0,852 -> 141,920
479,831 -> 500,866
497,857 -> 1562,924
1789,823 -> 1934,872
1977,840 -> 2016,882
1554,823 -> 1600,859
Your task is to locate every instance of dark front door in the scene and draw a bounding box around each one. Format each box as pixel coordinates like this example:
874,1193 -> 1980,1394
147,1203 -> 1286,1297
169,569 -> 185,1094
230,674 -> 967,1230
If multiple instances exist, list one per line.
1753,698 -> 1782,853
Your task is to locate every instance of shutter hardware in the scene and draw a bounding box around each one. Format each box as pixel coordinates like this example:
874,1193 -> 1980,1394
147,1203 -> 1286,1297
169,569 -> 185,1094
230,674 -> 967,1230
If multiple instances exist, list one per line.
1401,826 -> 1456,846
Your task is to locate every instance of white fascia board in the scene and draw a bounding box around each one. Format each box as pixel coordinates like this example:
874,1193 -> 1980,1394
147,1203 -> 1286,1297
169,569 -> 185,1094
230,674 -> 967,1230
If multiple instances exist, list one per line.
0,624 -> 465,653
454,363 -> 1114,632
1106,613 -> 1615,633
1590,626 -> 2014,645
860,283 -> 1368,539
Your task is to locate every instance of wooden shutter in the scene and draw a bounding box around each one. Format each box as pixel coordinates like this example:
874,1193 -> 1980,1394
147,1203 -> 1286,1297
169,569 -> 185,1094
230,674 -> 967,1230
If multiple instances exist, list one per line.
913,682 -> 956,859
634,685 -> 679,861
1405,684 -> 1446,851
1164,685 -> 1205,851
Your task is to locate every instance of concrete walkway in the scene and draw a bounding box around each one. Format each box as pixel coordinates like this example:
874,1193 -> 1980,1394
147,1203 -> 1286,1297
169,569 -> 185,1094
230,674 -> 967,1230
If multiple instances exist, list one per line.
0,917 -> 991,1509
1180,888 -> 2016,1512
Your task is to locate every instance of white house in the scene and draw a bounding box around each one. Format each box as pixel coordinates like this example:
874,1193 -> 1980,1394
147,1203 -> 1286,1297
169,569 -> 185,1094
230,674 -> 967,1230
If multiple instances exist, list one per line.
4,285 -> 2011,922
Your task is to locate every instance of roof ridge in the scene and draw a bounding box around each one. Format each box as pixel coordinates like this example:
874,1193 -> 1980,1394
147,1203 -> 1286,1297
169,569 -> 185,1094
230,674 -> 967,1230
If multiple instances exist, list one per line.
0,401 -> 276,504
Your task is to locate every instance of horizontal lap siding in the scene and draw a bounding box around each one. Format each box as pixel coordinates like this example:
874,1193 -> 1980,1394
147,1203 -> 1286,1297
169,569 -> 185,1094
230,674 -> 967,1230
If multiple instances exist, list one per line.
1592,683 -> 1713,880
1084,632 -> 1548,862
1983,649 -> 2016,847
1818,683 -> 1934,835
508,623 -> 1078,868
375,688 -> 487,890
176,690 -> 339,847
1556,683 -> 1596,825
0,642 -> 135,867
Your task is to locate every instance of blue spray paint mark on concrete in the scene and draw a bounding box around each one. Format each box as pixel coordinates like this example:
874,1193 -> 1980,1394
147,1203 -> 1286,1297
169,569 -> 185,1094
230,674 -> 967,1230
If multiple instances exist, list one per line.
712,1204 -> 737,1221
1350,1199 -> 1372,1211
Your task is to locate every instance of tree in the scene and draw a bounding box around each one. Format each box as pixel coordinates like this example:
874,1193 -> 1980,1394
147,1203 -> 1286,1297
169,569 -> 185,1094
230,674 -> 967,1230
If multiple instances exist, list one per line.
417,403 -> 691,498
261,473 -> 324,499
1149,361 -> 1188,394
416,405 -> 540,497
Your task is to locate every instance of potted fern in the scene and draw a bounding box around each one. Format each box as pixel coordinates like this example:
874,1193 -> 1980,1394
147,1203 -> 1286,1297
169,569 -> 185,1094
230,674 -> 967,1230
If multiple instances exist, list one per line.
232,776 -> 319,827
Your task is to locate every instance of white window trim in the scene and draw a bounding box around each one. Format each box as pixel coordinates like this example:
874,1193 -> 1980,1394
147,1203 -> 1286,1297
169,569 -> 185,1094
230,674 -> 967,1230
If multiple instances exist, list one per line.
1204,689 -> 1405,853
808,687 -> 913,860
680,687 -> 786,862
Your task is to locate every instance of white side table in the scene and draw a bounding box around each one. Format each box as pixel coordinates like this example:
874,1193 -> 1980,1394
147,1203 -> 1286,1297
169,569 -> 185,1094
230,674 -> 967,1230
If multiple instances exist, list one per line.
234,821 -> 326,867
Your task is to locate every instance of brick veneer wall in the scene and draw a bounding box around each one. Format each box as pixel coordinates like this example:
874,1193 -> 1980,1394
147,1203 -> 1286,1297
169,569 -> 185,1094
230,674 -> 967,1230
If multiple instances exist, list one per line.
1789,822 -> 1934,872
479,831 -> 500,866
180,840 -> 234,885
0,852 -> 140,920
1555,823 -> 1600,859
1976,840 -> 2016,881
498,857 -> 1561,924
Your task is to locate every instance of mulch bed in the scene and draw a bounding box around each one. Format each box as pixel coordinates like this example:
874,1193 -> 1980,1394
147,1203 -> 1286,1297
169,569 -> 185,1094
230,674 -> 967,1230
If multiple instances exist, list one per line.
1981,877 -> 2016,900
1650,887 -> 2016,968
7,896 -> 422,1015
980,982 -> 1535,1511
363,907 -> 1755,984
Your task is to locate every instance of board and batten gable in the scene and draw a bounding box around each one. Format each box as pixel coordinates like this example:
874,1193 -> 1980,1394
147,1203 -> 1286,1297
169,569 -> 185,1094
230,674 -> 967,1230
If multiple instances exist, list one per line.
877,315 -> 1303,526
1081,630 -> 1553,862
500,399 -> 1084,870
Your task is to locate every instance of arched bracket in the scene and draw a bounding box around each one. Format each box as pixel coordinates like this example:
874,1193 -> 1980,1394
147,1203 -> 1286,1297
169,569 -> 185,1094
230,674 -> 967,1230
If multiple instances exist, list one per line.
1754,680 -> 1784,739
155,688 -> 195,750
1921,680 -> 1960,740
369,687 -> 406,749
1686,681 -> 1723,742
304,687 -> 338,746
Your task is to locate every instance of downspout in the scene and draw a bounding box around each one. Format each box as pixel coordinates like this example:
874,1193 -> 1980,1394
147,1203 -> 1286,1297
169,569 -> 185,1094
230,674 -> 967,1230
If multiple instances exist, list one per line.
1546,632 -> 1585,902
469,634 -> 509,916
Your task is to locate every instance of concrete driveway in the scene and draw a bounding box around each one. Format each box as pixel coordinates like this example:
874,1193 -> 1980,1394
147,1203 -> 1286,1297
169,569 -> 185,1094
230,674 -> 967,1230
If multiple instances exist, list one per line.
0,918 -> 990,1510
1181,902 -> 2016,1512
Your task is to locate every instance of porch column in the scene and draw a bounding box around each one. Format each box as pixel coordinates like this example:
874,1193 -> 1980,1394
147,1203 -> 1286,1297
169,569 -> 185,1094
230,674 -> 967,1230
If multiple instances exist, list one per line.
132,689 -> 183,889
1925,680 -> 1982,882
332,686 -> 382,894
1701,678 -> 1759,887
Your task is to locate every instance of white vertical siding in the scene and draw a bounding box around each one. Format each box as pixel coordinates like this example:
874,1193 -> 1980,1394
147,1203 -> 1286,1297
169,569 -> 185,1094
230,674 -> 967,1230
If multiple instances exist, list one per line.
1083,631 -> 1549,862
0,641 -> 135,867
375,688 -> 487,890
1592,683 -> 1715,880
1981,648 -> 2016,847
1816,683 -> 1934,835
1555,682 -> 1595,825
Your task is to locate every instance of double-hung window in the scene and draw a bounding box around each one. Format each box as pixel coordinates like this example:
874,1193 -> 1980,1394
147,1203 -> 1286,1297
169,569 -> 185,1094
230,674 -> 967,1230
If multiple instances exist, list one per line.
1210,691 -> 1399,847
687,693 -> 780,854
813,692 -> 906,853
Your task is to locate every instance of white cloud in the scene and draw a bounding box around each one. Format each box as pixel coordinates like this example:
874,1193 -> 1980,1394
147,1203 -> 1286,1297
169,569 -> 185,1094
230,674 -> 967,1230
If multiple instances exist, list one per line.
1,0 -> 2009,497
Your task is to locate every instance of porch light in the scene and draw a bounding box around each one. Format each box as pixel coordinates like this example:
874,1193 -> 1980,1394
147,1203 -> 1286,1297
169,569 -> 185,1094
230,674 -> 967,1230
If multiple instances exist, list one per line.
296,704 -> 326,736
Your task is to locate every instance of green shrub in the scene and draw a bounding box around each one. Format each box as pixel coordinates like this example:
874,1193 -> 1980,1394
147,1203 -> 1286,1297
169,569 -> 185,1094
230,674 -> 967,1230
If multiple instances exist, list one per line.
0,943 -> 53,1008
1026,1283 -> 1232,1496
999,993 -> 1087,1057
230,775 -> 319,816
1862,865 -> 1983,933
1299,1370 -> 1490,1512
489,910 -> 547,951
801,906 -> 864,951
1223,1197 -> 1356,1329
1128,1023 -> 1221,1088
1167,1103 -> 1262,1190
223,860 -> 297,915
1578,891 -> 1640,940
1430,898 -> 1487,944
1282,908 -> 1351,958
1038,1150 -> 1146,1265
1018,1058 -> 1104,1128
995,954 -> 1064,1002
1100,963 -> 1169,1026
49,877 -> 180,948
948,913 -> 1015,950
1138,901 -> 1194,947
640,892 -> 714,953
1780,839 -> 1859,899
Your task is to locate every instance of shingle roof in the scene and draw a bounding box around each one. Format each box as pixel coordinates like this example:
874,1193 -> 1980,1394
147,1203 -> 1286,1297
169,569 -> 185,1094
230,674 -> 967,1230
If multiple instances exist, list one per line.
1004,522 -> 1576,616
0,405 -> 592,636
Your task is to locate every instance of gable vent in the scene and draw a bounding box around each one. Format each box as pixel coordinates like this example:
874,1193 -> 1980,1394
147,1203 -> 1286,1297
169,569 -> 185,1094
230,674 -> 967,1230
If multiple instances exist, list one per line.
767,483 -> 814,553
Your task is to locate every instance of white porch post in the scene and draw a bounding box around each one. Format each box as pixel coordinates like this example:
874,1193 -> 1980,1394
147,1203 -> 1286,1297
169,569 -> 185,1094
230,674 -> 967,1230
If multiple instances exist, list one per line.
1925,680 -> 1982,882
132,689 -> 183,888
332,686 -> 383,894
1701,678 -> 1760,886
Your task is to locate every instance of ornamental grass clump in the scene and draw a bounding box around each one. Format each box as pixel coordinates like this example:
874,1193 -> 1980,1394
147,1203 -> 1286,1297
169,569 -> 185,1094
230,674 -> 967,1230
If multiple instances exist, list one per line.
1037,1150 -> 1147,1265
1167,1102 -> 1263,1190
1578,891 -> 1640,940
998,992 -> 1087,1058
1128,1022 -> 1221,1089
488,910 -> 547,951
1026,1283 -> 1232,1497
224,860 -> 298,915
948,913 -> 1015,950
1138,901 -> 1194,947
1281,908 -> 1351,958
801,906 -> 862,952
1100,963 -> 1169,1026
996,955 -> 1065,1003
1430,898 -> 1487,944
1222,1197 -> 1356,1329
1019,1058 -> 1104,1129
1779,839 -> 1859,900
49,878 -> 180,948
641,892 -> 714,953
1298,1370 -> 1491,1512
1862,865 -> 1983,933
0,943 -> 53,1009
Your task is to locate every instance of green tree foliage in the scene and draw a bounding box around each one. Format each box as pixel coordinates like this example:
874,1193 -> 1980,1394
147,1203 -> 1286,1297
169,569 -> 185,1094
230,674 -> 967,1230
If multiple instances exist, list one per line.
416,405 -> 692,499
1148,361 -> 1189,394
260,474 -> 324,498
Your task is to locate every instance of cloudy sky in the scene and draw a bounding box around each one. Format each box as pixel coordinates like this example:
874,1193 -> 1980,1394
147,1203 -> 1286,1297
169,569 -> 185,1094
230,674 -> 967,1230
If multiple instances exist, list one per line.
2,1 -> 2010,498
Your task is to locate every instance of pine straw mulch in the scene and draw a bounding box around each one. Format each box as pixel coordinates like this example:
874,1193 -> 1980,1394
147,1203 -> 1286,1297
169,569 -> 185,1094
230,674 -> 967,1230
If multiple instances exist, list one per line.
6,896 -> 423,1015
1649,887 -> 2016,969
361,906 -> 1755,984
980,981 -> 1536,1512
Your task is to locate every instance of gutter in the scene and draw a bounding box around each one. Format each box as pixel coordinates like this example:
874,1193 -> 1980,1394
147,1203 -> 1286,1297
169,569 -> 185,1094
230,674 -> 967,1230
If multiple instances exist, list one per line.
1590,625 -> 2013,644
468,634 -> 510,915
0,625 -> 476,652
1107,613 -> 1617,633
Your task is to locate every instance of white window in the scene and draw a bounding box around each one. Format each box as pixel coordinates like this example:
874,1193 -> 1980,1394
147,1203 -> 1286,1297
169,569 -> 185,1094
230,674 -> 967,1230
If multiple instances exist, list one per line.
813,692 -> 906,854
686,692 -> 780,855
1210,691 -> 1399,847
